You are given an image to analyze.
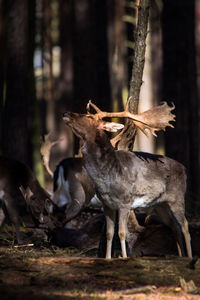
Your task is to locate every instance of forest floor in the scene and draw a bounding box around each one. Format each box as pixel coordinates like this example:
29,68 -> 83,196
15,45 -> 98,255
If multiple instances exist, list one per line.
0,226 -> 200,300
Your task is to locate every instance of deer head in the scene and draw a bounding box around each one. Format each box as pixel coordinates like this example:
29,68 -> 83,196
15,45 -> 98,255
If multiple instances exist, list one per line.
63,112 -> 124,140
19,185 -> 54,226
63,100 -> 175,141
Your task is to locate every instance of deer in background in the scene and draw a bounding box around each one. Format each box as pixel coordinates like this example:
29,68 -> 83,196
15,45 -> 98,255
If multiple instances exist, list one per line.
40,132 -> 102,223
63,101 -> 192,259
0,156 -> 53,245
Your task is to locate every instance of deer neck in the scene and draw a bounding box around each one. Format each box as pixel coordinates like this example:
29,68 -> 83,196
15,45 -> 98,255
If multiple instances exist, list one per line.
81,130 -> 116,175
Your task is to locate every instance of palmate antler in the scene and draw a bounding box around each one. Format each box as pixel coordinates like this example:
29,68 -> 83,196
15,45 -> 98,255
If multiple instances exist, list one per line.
86,100 -> 175,137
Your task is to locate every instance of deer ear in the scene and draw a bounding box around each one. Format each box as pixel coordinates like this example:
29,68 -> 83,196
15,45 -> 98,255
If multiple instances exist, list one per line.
19,186 -> 34,204
100,122 -> 124,133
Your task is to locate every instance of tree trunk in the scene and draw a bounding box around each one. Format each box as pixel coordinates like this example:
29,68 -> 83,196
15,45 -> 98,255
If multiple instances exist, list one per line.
43,0 -> 55,133
162,0 -> 199,217
107,0 -> 126,113
58,0 -> 73,114
28,0 -> 45,183
72,0 -> 111,113
2,0 -> 29,164
0,0 -> 4,154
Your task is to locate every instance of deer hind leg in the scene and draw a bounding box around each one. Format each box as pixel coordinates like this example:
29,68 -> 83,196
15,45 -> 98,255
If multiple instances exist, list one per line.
167,206 -> 190,257
119,209 -> 130,258
104,206 -> 116,259
171,222 -> 186,257
129,210 -> 144,233
181,217 -> 192,258
155,204 -> 186,257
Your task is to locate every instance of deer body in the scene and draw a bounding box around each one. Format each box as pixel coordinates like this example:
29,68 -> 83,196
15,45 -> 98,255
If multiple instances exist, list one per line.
52,157 -> 143,235
63,110 -> 192,259
0,156 -> 53,244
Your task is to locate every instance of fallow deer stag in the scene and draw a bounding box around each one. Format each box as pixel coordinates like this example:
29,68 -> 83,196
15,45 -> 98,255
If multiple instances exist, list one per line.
63,101 -> 192,259
0,156 -> 53,244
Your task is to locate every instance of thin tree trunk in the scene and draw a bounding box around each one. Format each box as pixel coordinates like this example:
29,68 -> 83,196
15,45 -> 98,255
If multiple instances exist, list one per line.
43,0 -> 55,132
28,0 -> 45,183
113,0 -> 150,150
129,0 -> 150,113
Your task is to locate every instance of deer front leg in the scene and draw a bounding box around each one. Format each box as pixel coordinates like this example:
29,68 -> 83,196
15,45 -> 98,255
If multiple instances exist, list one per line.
119,208 -> 130,258
4,194 -> 23,244
104,206 -> 116,259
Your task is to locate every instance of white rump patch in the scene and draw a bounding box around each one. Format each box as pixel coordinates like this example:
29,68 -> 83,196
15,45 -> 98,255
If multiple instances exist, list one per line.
90,194 -> 102,209
131,196 -> 162,209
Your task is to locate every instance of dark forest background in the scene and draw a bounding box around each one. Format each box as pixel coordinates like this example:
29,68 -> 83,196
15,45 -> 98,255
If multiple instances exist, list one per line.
0,0 -> 199,218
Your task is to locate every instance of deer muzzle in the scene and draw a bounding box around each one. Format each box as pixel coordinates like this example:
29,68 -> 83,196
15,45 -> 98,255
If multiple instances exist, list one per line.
63,112 -> 70,122
63,112 -> 77,123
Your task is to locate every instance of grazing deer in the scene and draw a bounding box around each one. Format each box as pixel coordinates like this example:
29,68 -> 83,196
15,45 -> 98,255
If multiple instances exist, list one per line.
63,101 -> 192,259
0,156 -> 53,244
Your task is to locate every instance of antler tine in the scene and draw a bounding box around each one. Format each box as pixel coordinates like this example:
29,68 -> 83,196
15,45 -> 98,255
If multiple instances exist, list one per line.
86,100 -> 92,113
86,100 -> 101,113
125,96 -> 132,112
86,100 -> 107,119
